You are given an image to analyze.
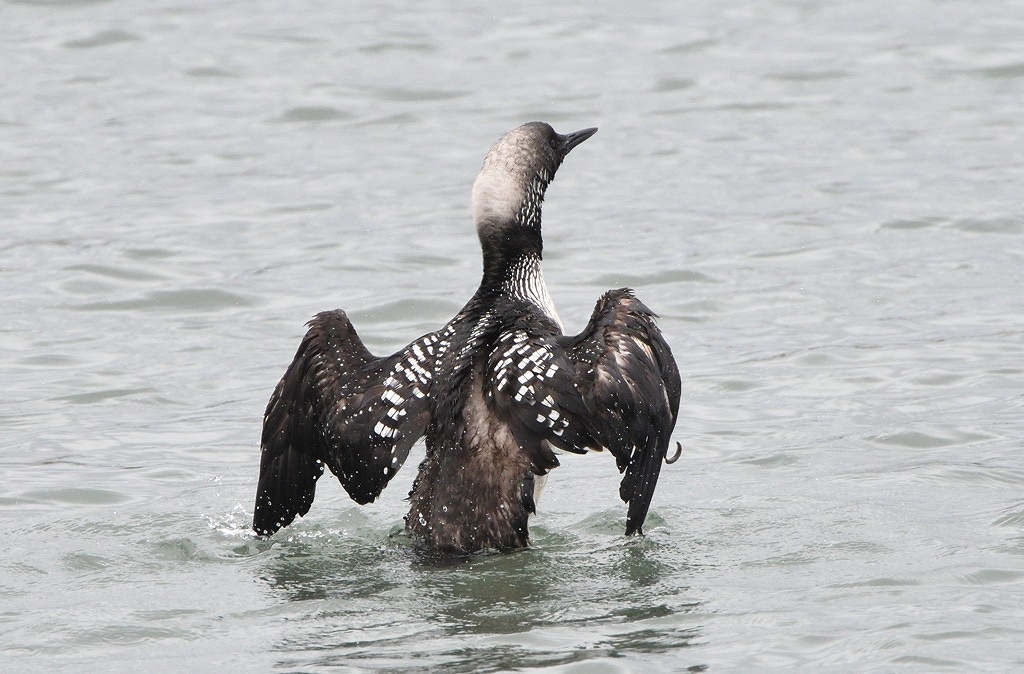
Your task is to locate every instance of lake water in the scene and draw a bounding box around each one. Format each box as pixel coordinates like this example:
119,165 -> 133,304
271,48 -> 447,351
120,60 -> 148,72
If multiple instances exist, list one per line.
3,0 -> 1024,671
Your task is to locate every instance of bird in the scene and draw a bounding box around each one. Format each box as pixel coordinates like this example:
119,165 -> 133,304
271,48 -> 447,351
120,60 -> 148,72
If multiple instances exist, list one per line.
253,122 -> 681,554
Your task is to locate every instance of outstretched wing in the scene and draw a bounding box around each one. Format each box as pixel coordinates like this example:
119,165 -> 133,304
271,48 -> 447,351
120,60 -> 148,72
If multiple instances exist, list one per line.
253,310 -> 435,537
484,289 -> 681,535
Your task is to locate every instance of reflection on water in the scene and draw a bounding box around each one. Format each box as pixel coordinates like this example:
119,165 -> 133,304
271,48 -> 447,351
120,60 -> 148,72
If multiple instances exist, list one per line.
254,524 -> 704,670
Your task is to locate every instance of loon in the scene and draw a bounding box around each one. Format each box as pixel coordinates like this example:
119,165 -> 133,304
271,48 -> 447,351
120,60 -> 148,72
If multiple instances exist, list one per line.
253,122 -> 682,554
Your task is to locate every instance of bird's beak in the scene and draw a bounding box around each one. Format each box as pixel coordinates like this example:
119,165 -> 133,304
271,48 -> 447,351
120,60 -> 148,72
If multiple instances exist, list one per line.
559,127 -> 598,155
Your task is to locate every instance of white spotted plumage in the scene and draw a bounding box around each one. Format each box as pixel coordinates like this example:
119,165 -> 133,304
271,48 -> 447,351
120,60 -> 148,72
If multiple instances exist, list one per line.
487,329 -> 572,439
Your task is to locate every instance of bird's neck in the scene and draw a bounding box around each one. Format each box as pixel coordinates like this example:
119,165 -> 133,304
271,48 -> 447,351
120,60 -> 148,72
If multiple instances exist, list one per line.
478,219 -> 542,285
472,165 -> 561,325
475,223 -> 561,329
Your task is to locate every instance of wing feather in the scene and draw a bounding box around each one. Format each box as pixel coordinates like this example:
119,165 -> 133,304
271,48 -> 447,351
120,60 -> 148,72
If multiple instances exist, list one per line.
483,289 -> 681,535
253,310 -> 434,536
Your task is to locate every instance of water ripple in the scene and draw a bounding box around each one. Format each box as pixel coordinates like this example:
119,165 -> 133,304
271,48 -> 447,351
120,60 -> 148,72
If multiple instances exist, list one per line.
71,288 -> 257,313
62,30 -> 140,49
3,0 -> 1024,671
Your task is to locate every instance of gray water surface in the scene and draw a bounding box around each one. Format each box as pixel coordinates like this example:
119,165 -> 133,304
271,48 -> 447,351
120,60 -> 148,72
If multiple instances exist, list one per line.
3,1 -> 1024,671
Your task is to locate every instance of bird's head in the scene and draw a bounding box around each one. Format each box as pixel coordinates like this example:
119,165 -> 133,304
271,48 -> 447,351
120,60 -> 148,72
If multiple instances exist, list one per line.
472,122 -> 597,236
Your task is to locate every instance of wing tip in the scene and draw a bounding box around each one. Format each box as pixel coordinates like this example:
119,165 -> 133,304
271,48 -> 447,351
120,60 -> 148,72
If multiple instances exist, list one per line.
623,500 -> 653,537
624,517 -> 644,537
252,443 -> 323,537
252,485 -> 317,538
618,434 -> 669,537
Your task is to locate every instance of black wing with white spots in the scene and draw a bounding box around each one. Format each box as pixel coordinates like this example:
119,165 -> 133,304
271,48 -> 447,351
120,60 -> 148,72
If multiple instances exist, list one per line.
484,289 -> 681,535
253,310 -> 436,537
